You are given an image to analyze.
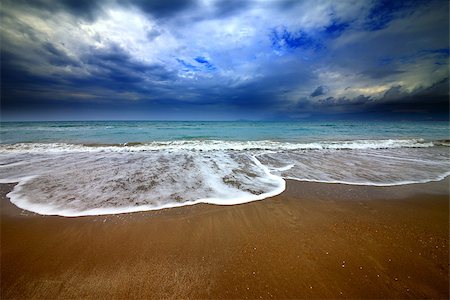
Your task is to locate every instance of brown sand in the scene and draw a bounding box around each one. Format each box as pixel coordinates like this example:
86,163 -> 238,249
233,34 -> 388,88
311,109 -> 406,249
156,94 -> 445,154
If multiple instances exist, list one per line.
1,179 -> 449,299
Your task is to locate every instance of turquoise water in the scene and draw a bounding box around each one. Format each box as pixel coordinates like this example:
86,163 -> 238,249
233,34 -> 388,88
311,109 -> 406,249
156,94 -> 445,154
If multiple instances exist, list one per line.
0,120 -> 449,216
1,121 -> 449,144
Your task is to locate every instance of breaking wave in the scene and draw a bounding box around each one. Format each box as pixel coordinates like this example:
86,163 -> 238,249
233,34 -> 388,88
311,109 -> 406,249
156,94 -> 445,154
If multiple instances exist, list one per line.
0,139 -> 449,217
0,138 -> 438,153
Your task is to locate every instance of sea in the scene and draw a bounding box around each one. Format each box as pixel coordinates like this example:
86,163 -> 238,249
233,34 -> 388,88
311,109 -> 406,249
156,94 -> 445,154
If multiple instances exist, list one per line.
1,120 -> 449,217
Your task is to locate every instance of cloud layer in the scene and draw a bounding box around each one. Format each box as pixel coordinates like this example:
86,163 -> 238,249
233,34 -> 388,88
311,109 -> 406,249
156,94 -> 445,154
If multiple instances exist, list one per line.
1,0 -> 449,120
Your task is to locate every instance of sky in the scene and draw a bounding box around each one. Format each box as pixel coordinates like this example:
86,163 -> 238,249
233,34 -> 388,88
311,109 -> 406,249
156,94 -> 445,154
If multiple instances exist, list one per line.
1,0 -> 449,121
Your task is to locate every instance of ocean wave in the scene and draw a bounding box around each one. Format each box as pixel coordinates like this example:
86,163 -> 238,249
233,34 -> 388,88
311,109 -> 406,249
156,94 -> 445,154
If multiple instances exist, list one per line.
0,143 -> 449,216
0,138 -> 438,153
0,152 -> 285,216
433,139 -> 450,147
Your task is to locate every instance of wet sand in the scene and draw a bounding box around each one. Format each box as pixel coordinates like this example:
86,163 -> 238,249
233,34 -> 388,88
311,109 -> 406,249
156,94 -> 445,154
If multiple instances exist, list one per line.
1,179 -> 449,299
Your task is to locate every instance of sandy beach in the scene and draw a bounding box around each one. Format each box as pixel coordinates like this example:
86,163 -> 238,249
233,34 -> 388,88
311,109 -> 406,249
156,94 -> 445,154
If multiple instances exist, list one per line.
1,179 -> 448,299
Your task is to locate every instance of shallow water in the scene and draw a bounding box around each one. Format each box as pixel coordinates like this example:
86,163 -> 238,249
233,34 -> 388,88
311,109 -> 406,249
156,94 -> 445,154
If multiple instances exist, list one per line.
2,120 -> 449,144
1,121 -> 449,216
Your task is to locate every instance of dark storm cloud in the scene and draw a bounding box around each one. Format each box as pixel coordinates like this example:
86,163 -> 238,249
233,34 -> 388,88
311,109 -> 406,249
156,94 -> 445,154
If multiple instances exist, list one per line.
271,0 -> 303,11
1,0 -> 106,21
42,43 -> 81,67
3,0 -> 199,21
364,0 -> 424,31
324,20 -> 350,36
2,40 -> 177,112
128,0 -> 198,18
1,0 -> 449,120
83,44 -> 176,84
211,0 -> 252,18
55,0 -> 104,20
310,86 -> 328,97
285,77 -> 449,120
359,67 -> 406,80
359,79 -> 449,119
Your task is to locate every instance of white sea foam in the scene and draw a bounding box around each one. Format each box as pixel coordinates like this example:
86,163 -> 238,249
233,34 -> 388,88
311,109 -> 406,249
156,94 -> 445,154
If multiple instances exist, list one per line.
258,147 -> 450,186
0,138 -> 435,153
0,139 -> 448,216
0,151 -> 285,216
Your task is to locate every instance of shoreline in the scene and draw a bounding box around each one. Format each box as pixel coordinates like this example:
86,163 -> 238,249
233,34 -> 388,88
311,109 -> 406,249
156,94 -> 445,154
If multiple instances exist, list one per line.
4,175 -> 450,217
1,179 -> 449,298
